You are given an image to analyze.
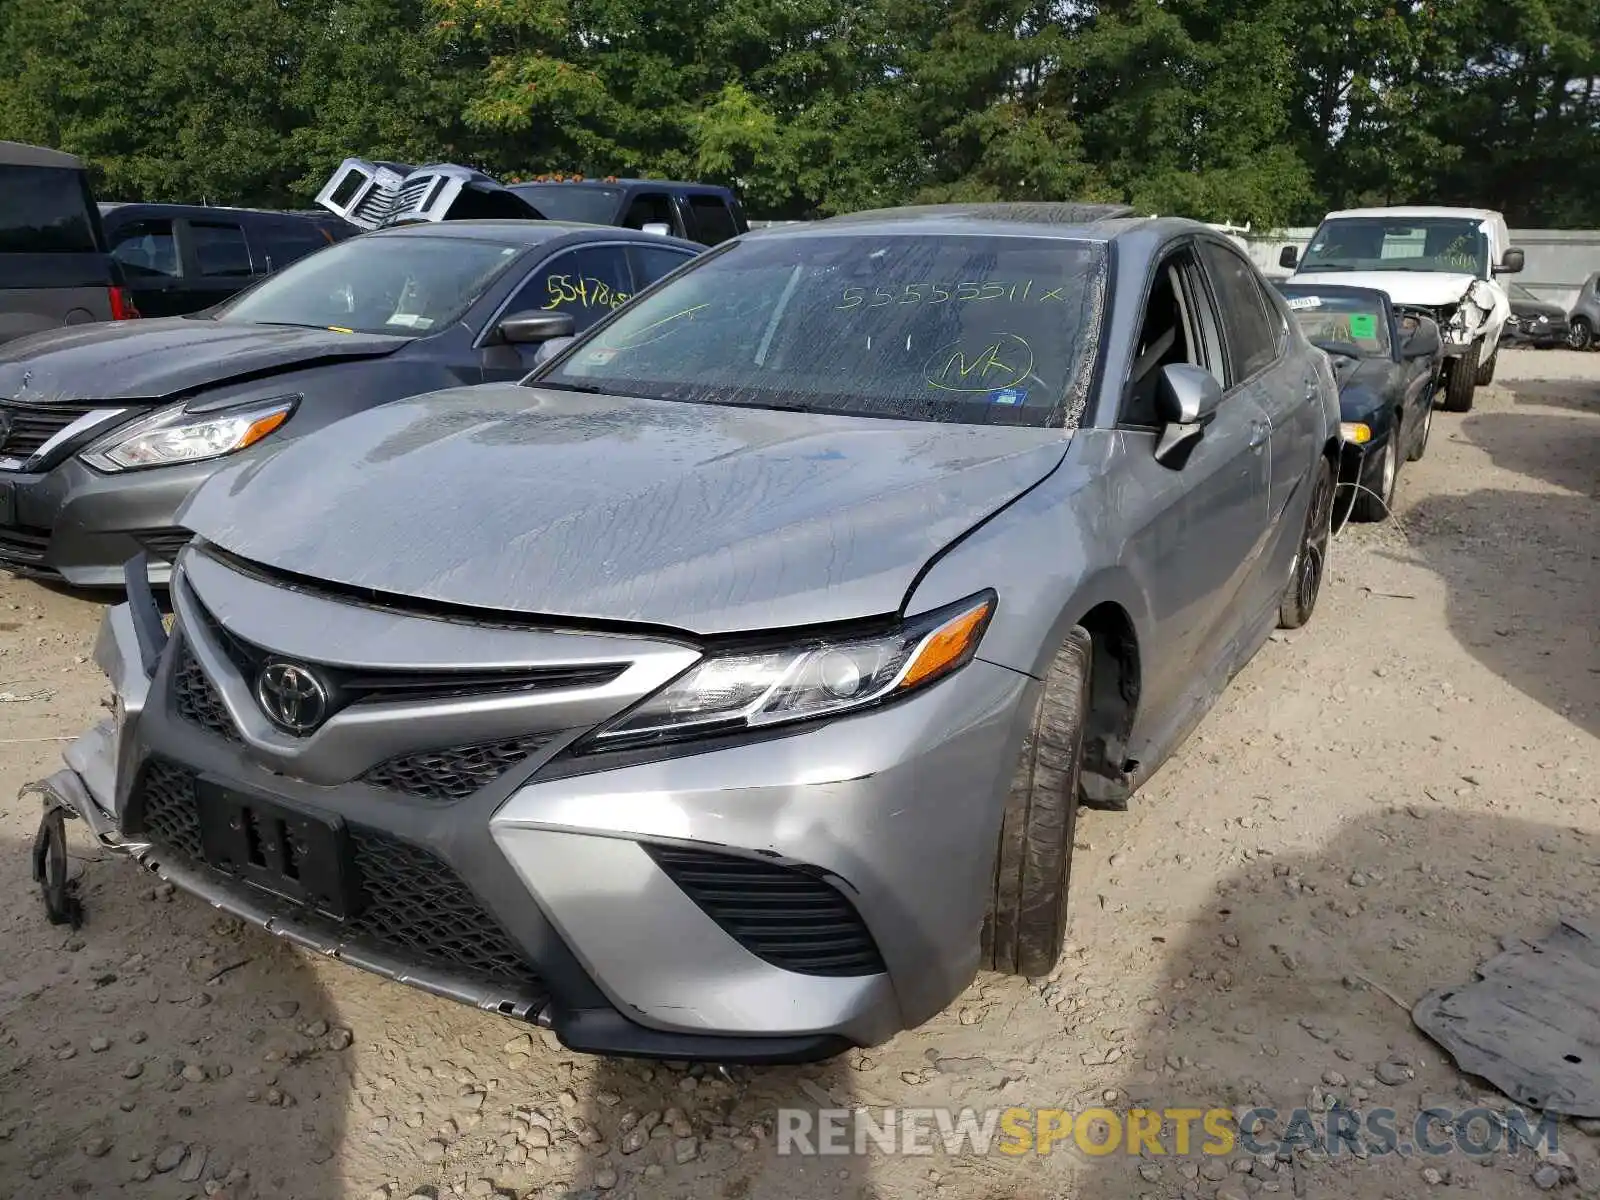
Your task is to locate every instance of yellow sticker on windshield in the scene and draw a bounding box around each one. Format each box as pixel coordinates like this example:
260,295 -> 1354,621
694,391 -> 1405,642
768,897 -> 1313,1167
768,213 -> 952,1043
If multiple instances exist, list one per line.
1348,314 -> 1377,340
327,325 -> 354,334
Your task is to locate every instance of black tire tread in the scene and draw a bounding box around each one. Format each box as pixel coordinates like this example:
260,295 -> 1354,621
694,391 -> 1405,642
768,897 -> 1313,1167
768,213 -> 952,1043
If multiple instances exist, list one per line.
981,629 -> 1091,979
1443,344 -> 1478,412
1279,457 -> 1334,629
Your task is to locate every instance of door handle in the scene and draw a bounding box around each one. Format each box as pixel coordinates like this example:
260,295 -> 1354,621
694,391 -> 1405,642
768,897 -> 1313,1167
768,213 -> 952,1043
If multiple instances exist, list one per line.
1249,420 -> 1269,450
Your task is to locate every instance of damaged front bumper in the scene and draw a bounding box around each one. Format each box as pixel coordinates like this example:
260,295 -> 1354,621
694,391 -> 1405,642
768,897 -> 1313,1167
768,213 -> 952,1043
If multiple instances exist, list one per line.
25,549 -> 1031,1062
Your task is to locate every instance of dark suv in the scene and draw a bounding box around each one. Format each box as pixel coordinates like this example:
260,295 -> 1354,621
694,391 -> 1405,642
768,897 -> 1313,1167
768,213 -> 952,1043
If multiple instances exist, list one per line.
100,204 -> 355,318
0,141 -> 139,346
315,158 -> 747,246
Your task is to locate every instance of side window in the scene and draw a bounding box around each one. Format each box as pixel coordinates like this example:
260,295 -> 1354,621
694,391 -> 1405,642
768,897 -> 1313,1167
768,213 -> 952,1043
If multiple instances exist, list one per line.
628,245 -> 695,293
1199,241 -> 1278,381
190,222 -> 253,277
620,193 -> 680,236
252,222 -> 330,273
109,218 -> 179,278
506,246 -> 633,334
687,195 -> 738,246
1122,247 -> 1212,427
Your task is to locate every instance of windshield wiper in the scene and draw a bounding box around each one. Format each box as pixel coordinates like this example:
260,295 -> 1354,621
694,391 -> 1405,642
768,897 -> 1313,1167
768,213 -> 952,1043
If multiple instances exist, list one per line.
1313,340 -> 1365,360
528,380 -> 608,394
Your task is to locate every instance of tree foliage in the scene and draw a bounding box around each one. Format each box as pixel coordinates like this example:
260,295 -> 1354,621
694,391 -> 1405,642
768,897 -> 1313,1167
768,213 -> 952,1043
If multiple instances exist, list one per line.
1,0 -> 1595,226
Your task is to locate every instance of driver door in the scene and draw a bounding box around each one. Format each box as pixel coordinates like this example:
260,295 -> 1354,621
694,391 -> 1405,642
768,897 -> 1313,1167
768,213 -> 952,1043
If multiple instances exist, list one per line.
1118,242 -> 1272,724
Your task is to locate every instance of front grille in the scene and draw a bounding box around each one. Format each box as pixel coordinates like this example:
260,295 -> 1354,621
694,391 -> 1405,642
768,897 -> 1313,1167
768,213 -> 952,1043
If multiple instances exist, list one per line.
0,525 -> 49,568
0,401 -> 100,462
132,527 -> 193,562
351,180 -> 402,227
172,641 -> 241,743
130,759 -> 541,991
360,733 -> 556,802
645,845 -> 886,977
390,174 -> 438,219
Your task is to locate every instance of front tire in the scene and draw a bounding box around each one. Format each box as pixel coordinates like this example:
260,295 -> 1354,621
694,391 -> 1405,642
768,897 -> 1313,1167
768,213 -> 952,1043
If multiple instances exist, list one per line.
1443,343 -> 1479,412
1279,456 -> 1334,629
1571,318 -> 1593,351
1352,434 -> 1397,522
1474,347 -> 1498,386
1407,398 -> 1433,462
982,629 -> 1091,979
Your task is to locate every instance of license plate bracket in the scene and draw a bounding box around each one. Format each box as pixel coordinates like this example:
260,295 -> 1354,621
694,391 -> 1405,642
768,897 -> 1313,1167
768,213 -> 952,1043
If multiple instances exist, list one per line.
194,779 -> 357,919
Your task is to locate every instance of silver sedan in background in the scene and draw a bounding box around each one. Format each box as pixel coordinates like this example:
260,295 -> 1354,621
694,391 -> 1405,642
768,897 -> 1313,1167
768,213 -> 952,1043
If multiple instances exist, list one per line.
29,203 -> 1340,1061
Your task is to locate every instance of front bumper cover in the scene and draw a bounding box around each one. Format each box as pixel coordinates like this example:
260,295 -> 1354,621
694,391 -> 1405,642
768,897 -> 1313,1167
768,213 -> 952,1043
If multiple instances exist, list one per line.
27,551 -> 1034,1060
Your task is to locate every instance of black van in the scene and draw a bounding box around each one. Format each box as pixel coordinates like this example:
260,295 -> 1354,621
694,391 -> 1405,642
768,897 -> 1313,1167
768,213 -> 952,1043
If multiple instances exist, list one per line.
98,204 -> 355,317
0,141 -> 136,346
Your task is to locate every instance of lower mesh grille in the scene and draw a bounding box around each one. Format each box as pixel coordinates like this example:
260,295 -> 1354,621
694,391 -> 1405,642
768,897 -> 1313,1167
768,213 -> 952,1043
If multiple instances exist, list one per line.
135,759 -> 207,861
172,641 -> 240,743
359,734 -> 556,801
345,828 -> 541,988
644,845 -> 886,977
129,759 -> 541,991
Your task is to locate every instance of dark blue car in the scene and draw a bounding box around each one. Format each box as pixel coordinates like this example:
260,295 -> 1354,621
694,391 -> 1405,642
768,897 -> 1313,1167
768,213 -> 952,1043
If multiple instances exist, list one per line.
1276,282 -> 1443,524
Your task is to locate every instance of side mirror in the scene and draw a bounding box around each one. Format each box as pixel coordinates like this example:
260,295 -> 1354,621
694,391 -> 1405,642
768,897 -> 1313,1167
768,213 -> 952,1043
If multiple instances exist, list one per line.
1279,246 -> 1300,270
494,310 -> 575,345
1402,318 -> 1441,360
1153,364 -> 1224,469
1495,248 -> 1525,275
640,222 -> 672,237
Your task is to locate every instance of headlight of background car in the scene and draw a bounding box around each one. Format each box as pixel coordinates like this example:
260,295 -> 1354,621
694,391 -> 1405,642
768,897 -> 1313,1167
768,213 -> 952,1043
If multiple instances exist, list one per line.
80,395 -> 298,472
583,592 -> 995,751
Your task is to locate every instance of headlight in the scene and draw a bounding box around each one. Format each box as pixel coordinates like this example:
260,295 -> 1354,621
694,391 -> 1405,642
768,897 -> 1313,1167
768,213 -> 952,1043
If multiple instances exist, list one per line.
81,395 -> 298,472
1340,421 -> 1372,444
582,592 -> 995,751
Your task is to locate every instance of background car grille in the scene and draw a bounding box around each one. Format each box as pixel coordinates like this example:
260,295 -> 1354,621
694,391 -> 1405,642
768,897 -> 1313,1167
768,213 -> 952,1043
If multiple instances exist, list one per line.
128,759 -> 542,991
0,400 -> 100,462
0,526 -> 50,569
359,734 -> 556,802
172,641 -> 241,743
132,527 -> 194,562
644,844 -> 886,977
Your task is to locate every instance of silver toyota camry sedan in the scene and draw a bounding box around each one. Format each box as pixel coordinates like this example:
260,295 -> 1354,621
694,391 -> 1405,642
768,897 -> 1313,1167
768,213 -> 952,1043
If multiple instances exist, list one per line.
27,203 -> 1340,1062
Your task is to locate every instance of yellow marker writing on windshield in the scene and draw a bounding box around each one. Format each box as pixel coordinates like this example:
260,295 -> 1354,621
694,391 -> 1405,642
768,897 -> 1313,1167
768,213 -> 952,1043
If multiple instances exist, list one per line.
327,325 -> 354,334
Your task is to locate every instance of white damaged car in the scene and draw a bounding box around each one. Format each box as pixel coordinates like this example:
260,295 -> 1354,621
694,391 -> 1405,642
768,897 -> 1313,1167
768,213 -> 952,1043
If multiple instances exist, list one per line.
1281,206 -> 1525,413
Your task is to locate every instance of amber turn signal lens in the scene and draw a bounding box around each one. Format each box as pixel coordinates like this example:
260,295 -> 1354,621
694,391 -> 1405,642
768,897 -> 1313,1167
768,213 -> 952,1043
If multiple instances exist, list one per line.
898,597 -> 994,691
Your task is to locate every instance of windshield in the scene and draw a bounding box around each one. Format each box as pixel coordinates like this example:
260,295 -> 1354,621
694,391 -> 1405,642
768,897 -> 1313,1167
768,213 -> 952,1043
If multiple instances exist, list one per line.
510,185 -> 623,225
1299,217 -> 1490,277
1509,283 -> 1541,305
212,235 -> 526,334
1280,291 -> 1392,357
539,233 -> 1108,428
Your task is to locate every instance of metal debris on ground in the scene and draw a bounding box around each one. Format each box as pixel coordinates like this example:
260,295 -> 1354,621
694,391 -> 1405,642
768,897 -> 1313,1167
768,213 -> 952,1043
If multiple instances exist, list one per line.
1413,915 -> 1600,1117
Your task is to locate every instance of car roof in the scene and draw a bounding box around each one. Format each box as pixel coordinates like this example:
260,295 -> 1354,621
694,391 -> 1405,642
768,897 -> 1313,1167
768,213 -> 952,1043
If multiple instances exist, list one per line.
364,219 -> 700,251
1322,205 -> 1502,222
98,202 -> 318,222
785,202 -> 1198,243
0,140 -> 85,170
512,179 -> 730,193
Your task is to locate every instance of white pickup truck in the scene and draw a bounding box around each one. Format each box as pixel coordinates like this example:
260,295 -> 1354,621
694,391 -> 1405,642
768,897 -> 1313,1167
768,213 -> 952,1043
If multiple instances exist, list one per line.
1281,206 -> 1526,413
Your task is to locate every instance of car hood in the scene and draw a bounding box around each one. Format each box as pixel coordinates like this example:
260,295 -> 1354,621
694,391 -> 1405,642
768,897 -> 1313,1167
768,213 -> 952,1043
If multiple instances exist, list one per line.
0,318 -> 409,403
1292,270 -> 1482,307
181,386 -> 1069,635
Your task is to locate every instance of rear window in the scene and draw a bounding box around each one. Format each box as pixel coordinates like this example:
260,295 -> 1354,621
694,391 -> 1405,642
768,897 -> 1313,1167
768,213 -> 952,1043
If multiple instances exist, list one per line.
0,165 -> 100,253
1280,290 -> 1392,357
510,184 -> 623,225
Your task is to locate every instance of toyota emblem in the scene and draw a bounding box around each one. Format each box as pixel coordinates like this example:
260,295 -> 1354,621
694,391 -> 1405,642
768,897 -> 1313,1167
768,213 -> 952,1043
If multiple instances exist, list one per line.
255,661 -> 329,734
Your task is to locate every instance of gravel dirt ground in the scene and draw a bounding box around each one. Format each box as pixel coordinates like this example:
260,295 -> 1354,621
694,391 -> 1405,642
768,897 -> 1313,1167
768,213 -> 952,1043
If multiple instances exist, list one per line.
0,349 -> 1595,1200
